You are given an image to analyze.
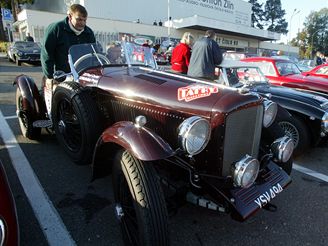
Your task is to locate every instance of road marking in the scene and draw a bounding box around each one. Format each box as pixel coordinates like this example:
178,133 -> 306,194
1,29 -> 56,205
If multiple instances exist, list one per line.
0,111 -> 76,246
4,115 -> 17,120
293,163 -> 328,183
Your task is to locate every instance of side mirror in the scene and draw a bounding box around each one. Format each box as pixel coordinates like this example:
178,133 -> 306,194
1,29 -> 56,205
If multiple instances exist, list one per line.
53,70 -> 67,82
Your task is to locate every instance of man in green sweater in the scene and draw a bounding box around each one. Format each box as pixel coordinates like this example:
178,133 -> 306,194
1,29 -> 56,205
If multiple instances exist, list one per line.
41,4 -> 95,79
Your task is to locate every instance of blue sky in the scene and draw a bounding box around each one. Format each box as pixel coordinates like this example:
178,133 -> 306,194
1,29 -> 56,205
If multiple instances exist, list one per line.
255,0 -> 327,43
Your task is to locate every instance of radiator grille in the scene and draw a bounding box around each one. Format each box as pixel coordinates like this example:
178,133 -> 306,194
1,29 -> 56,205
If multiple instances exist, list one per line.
222,105 -> 263,176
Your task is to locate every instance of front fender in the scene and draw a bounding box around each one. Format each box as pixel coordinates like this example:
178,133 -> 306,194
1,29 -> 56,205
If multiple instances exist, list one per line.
102,121 -> 174,161
92,121 -> 175,179
13,75 -> 45,119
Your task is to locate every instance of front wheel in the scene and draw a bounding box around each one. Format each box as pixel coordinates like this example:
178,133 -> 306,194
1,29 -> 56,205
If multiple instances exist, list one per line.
112,150 -> 169,246
16,87 -> 41,139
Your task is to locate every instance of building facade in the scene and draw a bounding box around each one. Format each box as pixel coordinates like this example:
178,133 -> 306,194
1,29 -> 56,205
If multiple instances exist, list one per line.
14,0 -> 299,56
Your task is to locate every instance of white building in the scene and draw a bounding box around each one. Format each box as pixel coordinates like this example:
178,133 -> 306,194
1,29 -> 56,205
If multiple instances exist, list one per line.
13,0 -> 299,56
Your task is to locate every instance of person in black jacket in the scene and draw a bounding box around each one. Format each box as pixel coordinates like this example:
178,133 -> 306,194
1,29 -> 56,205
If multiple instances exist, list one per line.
187,30 -> 223,80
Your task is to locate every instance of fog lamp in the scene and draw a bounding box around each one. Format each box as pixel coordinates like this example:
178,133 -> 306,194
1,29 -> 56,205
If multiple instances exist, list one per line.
271,136 -> 294,162
232,155 -> 259,188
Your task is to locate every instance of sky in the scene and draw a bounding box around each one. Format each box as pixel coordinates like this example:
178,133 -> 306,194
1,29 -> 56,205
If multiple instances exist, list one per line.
256,0 -> 328,43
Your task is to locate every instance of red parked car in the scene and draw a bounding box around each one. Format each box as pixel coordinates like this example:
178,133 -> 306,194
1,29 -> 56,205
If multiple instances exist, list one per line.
0,160 -> 19,246
242,57 -> 328,94
302,63 -> 328,79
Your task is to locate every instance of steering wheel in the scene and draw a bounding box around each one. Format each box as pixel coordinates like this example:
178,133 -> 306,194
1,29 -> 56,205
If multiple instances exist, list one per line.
73,53 -> 110,68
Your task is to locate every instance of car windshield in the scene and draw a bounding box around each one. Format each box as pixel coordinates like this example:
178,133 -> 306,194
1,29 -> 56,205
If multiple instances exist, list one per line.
222,66 -> 268,86
68,42 -> 157,73
275,61 -> 301,76
250,62 -> 277,76
316,66 -> 328,75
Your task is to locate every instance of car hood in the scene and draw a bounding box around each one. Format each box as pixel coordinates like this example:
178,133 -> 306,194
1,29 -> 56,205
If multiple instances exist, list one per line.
250,83 -> 328,110
95,67 -> 262,120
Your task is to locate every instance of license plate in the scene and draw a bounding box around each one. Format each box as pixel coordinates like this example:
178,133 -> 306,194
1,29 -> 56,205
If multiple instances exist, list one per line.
254,183 -> 283,208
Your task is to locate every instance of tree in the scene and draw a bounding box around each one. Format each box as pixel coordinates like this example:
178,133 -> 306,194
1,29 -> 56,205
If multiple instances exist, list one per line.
303,8 -> 328,57
248,0 -> 264,29
263,0 -> 288,34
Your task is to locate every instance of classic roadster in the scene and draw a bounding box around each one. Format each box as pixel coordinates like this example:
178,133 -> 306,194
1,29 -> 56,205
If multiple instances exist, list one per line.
14,42 -> 293,245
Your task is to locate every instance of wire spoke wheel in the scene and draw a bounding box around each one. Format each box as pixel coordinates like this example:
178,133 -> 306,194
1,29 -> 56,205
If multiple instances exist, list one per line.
52,82 -> 102,165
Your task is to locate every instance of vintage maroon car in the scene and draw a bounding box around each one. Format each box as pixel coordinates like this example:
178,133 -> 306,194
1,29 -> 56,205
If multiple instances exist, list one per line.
0,160 -> 19,246
242,57 -> 328,94
302,64 -> 328,79
14,43 -> 293,245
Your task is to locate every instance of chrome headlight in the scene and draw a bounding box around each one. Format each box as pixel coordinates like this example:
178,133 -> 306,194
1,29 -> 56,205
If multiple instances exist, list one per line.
271,136 -> 294,163
263,100 -> 277,128
17,51 -> 23,57
322,112 -> 328,134
178,116 -> 211,156
0,219 -> 5,246
232,155 -> 259,188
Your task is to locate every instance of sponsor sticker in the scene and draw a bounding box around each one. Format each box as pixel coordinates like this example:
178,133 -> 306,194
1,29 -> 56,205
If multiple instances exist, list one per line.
80,73 -> 100,84
177,84 -> 219,102
254,183 -> 283,208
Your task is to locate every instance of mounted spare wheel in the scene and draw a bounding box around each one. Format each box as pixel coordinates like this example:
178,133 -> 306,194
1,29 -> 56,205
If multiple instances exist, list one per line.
52,81 -> 102,165
112,150 -> 169,246
16,87 -> 41,139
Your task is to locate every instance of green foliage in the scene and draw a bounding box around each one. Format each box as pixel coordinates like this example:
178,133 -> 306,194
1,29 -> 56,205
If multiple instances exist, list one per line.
263,0 -> 288,34
248,0 -> 264,29
0,41 -> 9,52
248,0 -> 288,34
293,8 -> 328,58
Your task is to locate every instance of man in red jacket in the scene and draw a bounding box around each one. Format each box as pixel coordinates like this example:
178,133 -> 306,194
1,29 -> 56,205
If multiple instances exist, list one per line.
171,32 -> 194,74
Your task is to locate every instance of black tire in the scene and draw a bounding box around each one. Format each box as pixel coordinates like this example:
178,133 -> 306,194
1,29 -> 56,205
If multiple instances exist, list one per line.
16,87 -> 41,139
278,115 -> 310,157
52,82 -> 102,165
112,150 -> 169,246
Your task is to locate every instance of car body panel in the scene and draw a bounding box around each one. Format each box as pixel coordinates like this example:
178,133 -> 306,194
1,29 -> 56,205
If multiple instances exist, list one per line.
0,160 -> 19,246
